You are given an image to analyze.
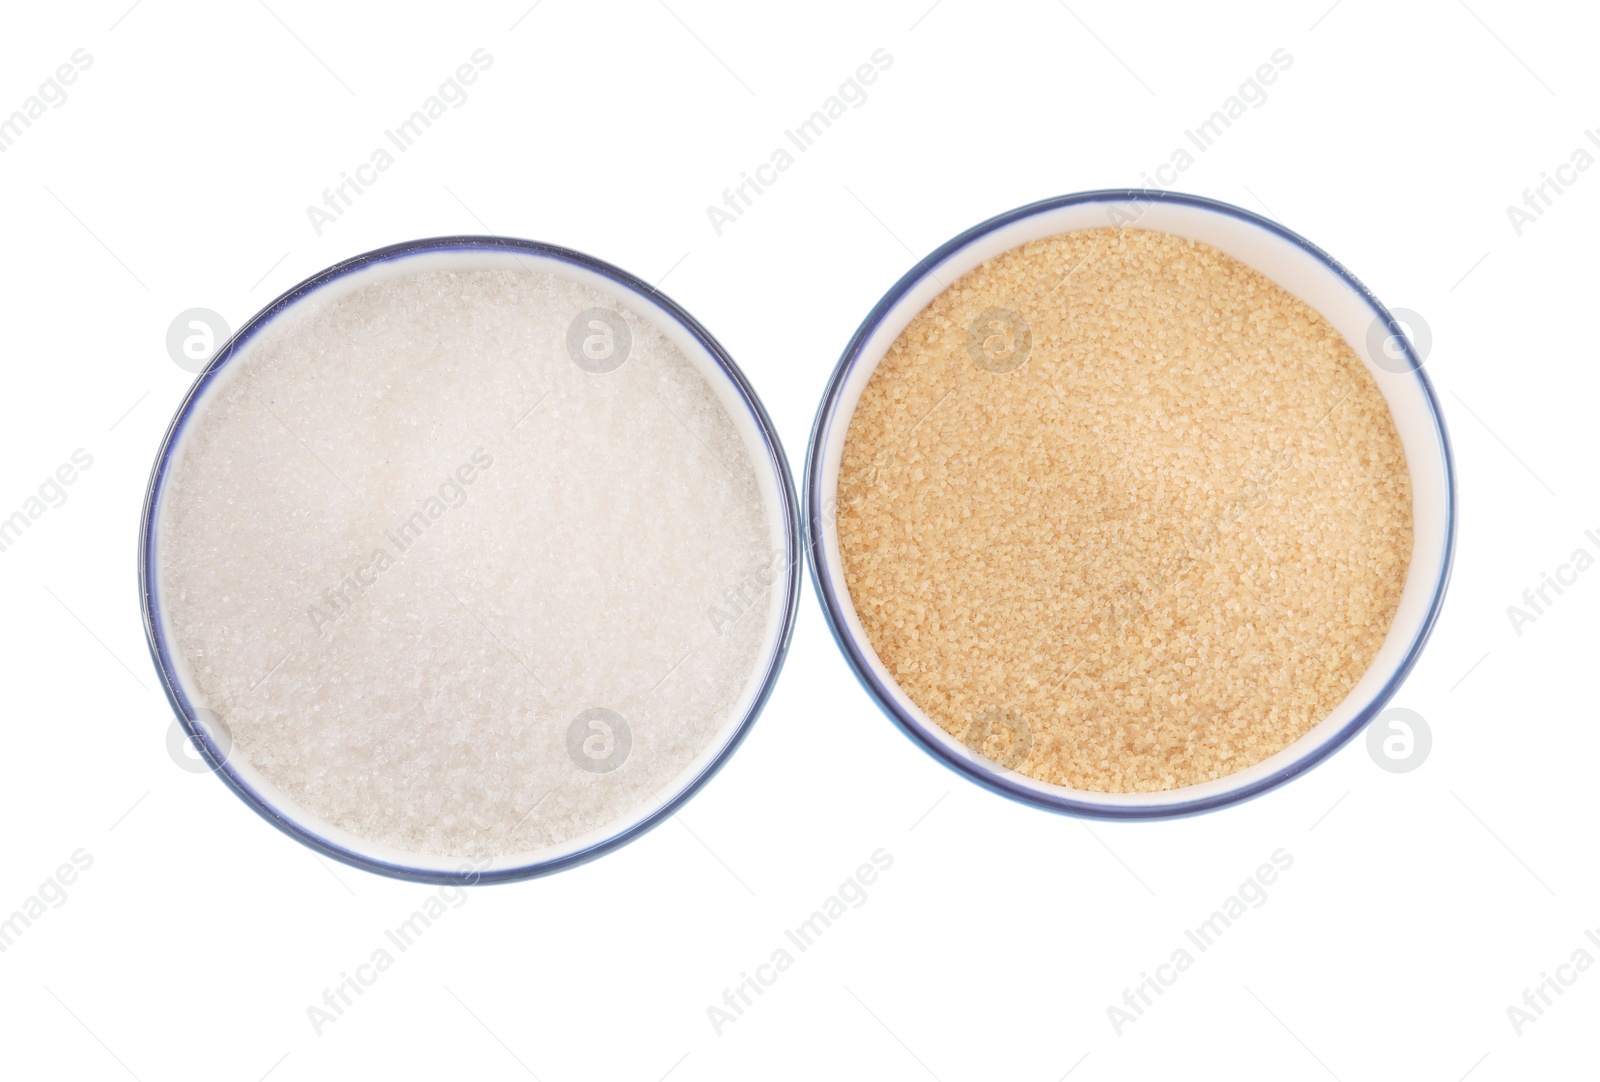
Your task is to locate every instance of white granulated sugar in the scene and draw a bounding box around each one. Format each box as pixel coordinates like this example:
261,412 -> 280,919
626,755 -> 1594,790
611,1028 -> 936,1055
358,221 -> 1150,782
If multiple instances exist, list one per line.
157,263 -> 778,860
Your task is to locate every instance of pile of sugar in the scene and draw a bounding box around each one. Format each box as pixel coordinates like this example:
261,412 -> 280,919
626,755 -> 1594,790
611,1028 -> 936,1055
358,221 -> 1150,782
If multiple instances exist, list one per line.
836,228 -> 1413,792
158,265 -> 777,858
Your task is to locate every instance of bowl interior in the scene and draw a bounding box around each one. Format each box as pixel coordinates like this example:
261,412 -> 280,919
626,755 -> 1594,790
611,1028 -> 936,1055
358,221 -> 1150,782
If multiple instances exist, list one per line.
144,241 -> 799,879
810,193 -> 1452,815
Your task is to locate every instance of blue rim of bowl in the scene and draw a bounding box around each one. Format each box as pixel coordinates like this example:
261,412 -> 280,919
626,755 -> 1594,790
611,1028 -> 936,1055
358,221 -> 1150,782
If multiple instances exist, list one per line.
803,188 -> 1458,820
139,235 -> 802,884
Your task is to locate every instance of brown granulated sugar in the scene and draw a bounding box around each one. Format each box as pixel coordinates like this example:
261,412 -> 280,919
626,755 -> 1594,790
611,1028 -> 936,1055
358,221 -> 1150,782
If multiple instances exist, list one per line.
836,227 -> 1413,792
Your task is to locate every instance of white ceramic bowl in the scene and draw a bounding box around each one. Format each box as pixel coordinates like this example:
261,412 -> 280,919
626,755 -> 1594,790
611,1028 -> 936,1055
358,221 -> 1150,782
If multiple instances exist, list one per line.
804,190 -> 1456,818
141,237 -> 801,882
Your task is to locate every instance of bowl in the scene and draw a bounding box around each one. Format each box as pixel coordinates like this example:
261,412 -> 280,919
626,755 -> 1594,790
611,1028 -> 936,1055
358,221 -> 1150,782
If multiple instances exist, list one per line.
804,190 -> 1456,818
141,236 -> 801,882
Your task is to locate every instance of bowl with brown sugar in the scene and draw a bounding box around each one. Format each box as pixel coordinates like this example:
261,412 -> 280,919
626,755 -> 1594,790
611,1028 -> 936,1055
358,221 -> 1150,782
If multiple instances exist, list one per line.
805,190 -> 1455,818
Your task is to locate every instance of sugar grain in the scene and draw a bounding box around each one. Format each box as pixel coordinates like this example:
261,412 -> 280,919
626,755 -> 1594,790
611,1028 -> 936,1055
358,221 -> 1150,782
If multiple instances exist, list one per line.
837,228 -> 1412,791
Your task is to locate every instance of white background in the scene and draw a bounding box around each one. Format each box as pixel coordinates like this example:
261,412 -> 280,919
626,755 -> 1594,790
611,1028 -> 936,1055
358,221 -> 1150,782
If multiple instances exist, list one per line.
0,1 -> 1595,1078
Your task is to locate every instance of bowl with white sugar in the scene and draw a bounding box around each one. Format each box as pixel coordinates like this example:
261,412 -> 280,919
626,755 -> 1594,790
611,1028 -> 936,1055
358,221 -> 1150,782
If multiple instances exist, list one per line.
806,190 -> 1456,818
141,237 -> 799,883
